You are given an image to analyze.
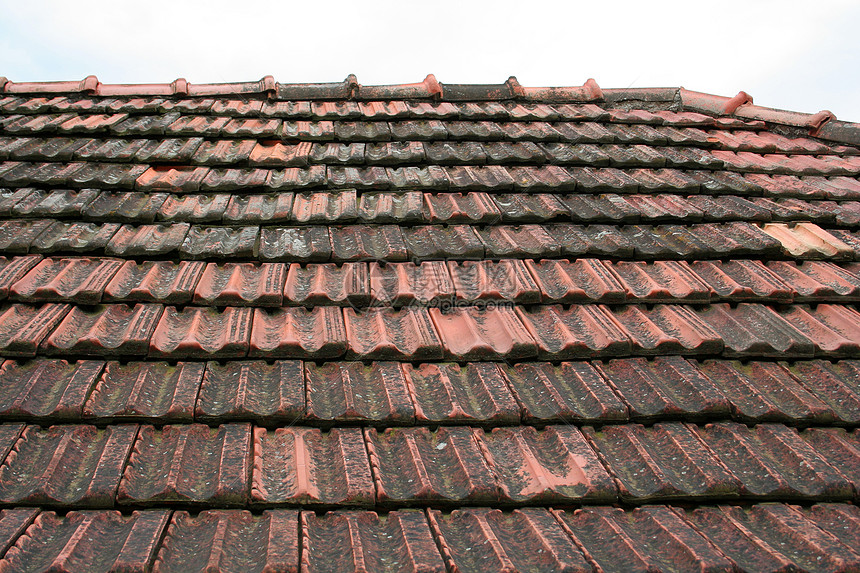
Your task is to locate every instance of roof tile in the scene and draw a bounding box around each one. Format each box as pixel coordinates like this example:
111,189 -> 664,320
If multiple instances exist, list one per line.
525,258 -> 627,303
179,226 -> 259,259
779,303 -> 860,357
404,362 -> 518,425
686,504 -> 860,572
424,192 -> 500,224
30,221 -> 119,253
343,307 -> 443,360
302,510 -> 444,573
284,262 -> 369,306
430,508 -> 589,573
224,193 -> 294,224
249,307 -> 346,359
118,423 -> 252,505
429,306 -> 537,360
153,509 -> 298,573
105,223 -> 190,256
491,193 -> 569,222
583,422 -> 738,501
698,303 -> 815,357
558,506 -> 734,573
329,224 -> 407,261
200,168 -> 269,192
0,303 -> 71,356
502,361 -> 628,423
10,256 -> 123,303
259,226 -> 332,262
357,191 -> 423,223
157,195 -> 230,222
292,189 -> 357,223
305,361 -> 413,425
607,304 -> 723,355
0,424 -> 138,506
308,142 -> 365,164
369,261 -> 454,306
767,261 -> 860,301
698,360 -> 835,424
402,225 -> 484,260
192,139 -> 256,165
366,426 -> 499,503
386,165 -> 449,189
0,255 -> 42,298
193,262 -> 286,306
478,224 -> 560,258
83,361 -> 204,423
597,356 -> 729,421
0,359 -> 103,421
480,425 -> 616,503
196,360 -> 303,424
83,191 -> 167,223
149,306 -> 253,359
136,166 -> 210,193
103,260 -> 205,304
690,260 -> 793,302
253,427 -> 373,506
42,303 -> 163,356
607,260 -> 710,302
0,510 -> 169,573
696,422 -> 850,498
265,166 -> 326,190
516,304 -> 631,359
449,259 -> 540,303
786,360 -> 860,424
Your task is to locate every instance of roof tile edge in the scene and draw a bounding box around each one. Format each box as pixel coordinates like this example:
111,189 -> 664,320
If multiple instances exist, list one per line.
0,74 -> 856,144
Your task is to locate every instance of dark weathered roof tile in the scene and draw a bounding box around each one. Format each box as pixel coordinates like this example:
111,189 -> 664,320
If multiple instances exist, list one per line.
193,262 -> 286,307
10,256 -> 123,303
104,260 -> 205,304
0,424 -> 138,506
83,361 -> 204,423
149,306 -> 253,359
344,307 -> 443,360
0,359 -> 103,421
118,423 -> 252,505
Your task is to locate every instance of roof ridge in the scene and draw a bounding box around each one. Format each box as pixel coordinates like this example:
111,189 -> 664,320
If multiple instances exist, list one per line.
0,74 -> 856,144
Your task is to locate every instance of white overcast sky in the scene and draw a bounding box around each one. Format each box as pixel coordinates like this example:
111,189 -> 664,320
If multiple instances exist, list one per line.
1,0 -> 858,121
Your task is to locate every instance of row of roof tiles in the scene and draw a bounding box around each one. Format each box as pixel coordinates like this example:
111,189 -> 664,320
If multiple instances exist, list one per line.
1,503 -> 858,573
5,256 -> 860,308
0,75 -> 853,139
5,188 -> 860,229
1,219 -> 858,262
0,421 -> 856,507
3,138 -> 857,177
3,164 -> 859,205
0,116 -> 852,160
2,301 -> 860,360
1,357 -> 857,426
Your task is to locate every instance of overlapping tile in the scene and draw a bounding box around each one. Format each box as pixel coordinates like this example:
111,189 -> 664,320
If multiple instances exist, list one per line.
429,508 -> 590,573
448,259 -> 540,303
429,306 -> 536,360
250,306 -> 346,358
695,422 -> 851,499
786,359 -> 860,424
686,504 -> 860,572
557,506 -> 734,573
0,303 -> 70,356
118,423 -> 252,506
153,510 -> 298,573
368,261 -> 454,306
196,361 -> 304,423
516,304 -> 631,359
193,262 -> 286,306
252,427 -> 373,505
366,426 -> 499,504
525,258 -> 627,303
0,424 -> 138,506
403,362 -> 519,424
478,425 -> 616,503
150,306 -> 253,359
0,510 -> 170,573
9,257 -> 122,303
0,359 -> 103,421
284,262 -> 369,306
305,361 -> 414,424
344,307 -> 442,360
84,361 -> 204,423
42,303 -> 163,356
698,360 -> 835,423
302,510 -> 444,573
104,260 -> 205,304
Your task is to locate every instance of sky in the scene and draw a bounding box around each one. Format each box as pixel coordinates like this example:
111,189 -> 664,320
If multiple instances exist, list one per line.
1,0 -> 858,121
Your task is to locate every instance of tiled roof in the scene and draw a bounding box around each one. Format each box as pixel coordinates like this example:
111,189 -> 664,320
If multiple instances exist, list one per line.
0,74 -> 858,571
